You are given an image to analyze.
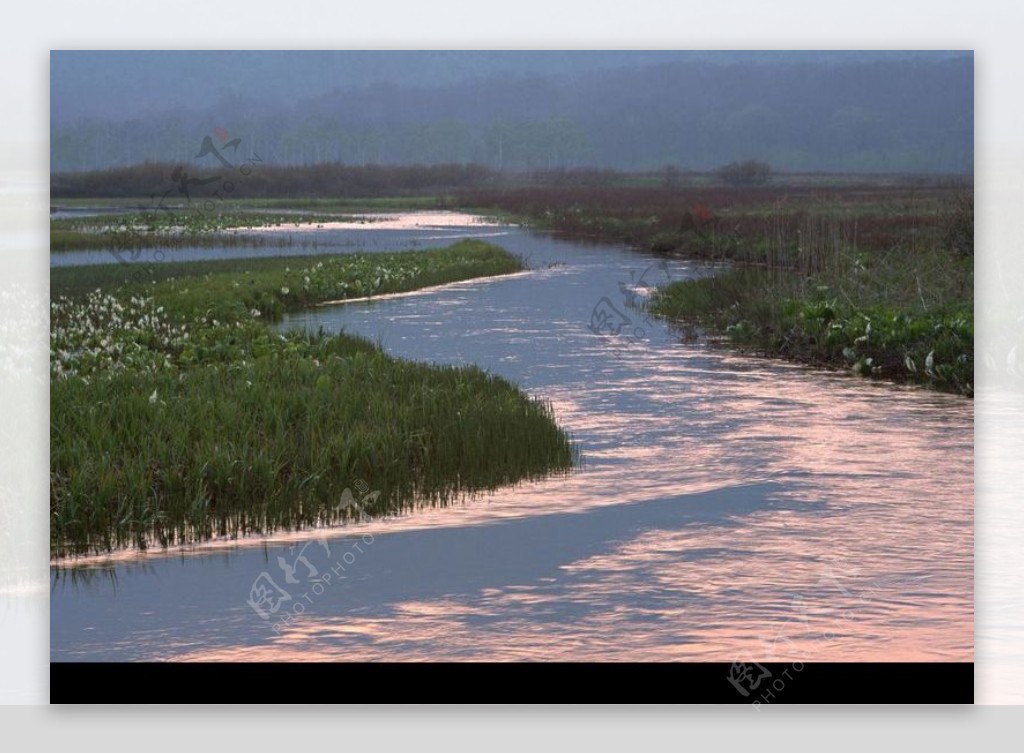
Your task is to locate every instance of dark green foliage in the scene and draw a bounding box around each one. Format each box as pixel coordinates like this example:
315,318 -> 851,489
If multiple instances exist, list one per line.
51,337 -> 574,556
649,264 -> 973,395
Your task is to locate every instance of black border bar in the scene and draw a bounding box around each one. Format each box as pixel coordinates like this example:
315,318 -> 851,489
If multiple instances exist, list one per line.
50,662 -> 972,704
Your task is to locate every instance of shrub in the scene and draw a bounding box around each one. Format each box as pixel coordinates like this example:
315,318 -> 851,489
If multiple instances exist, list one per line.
715,160 -> 772,186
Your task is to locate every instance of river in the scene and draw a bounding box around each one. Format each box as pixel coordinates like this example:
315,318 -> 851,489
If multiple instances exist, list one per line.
50,212 -> 973,662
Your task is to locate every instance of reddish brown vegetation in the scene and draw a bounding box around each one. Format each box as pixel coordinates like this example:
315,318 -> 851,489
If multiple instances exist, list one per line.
457,183 -> 965,262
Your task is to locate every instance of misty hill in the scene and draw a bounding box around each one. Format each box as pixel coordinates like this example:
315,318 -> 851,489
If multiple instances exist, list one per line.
50,52 -> 972,174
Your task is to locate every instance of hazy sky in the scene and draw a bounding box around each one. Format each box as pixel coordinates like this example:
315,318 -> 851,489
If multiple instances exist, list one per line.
50,50 -> 968,124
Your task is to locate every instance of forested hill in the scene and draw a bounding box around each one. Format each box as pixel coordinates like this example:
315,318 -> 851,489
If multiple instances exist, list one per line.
51,52 -> 972,174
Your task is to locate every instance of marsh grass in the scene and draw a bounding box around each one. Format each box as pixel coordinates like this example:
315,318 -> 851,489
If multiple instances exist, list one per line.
51,241 -> 576,557
464,183 -> 973,394
647,210 -> 973,394
145,243 -> 525,324
50,228 -> 293,252
50,243 -> 524,313
50,210 -> 356,252
52,336 -> 574,555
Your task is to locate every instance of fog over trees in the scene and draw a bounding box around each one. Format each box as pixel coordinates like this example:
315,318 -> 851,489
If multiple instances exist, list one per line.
51,51 -> 972,174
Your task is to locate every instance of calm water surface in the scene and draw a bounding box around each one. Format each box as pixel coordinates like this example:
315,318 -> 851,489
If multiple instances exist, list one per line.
51,212 -> 973,662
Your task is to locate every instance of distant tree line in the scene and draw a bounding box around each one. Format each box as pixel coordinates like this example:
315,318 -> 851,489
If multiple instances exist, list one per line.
715,160 -> 772,185
51,160 -> 969,200
50,162 -> 499,199
51,57 -> 974,174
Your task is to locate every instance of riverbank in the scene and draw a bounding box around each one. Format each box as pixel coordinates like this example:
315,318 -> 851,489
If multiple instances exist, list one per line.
50,240 -> 577,557
459,183 -> 973,395
647,266 -> 972,394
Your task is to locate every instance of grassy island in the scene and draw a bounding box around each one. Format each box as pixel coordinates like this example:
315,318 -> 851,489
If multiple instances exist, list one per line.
50,240 -> 576,557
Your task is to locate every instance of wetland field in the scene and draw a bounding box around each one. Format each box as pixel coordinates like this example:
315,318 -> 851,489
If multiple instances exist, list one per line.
50,187 -> 973,667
